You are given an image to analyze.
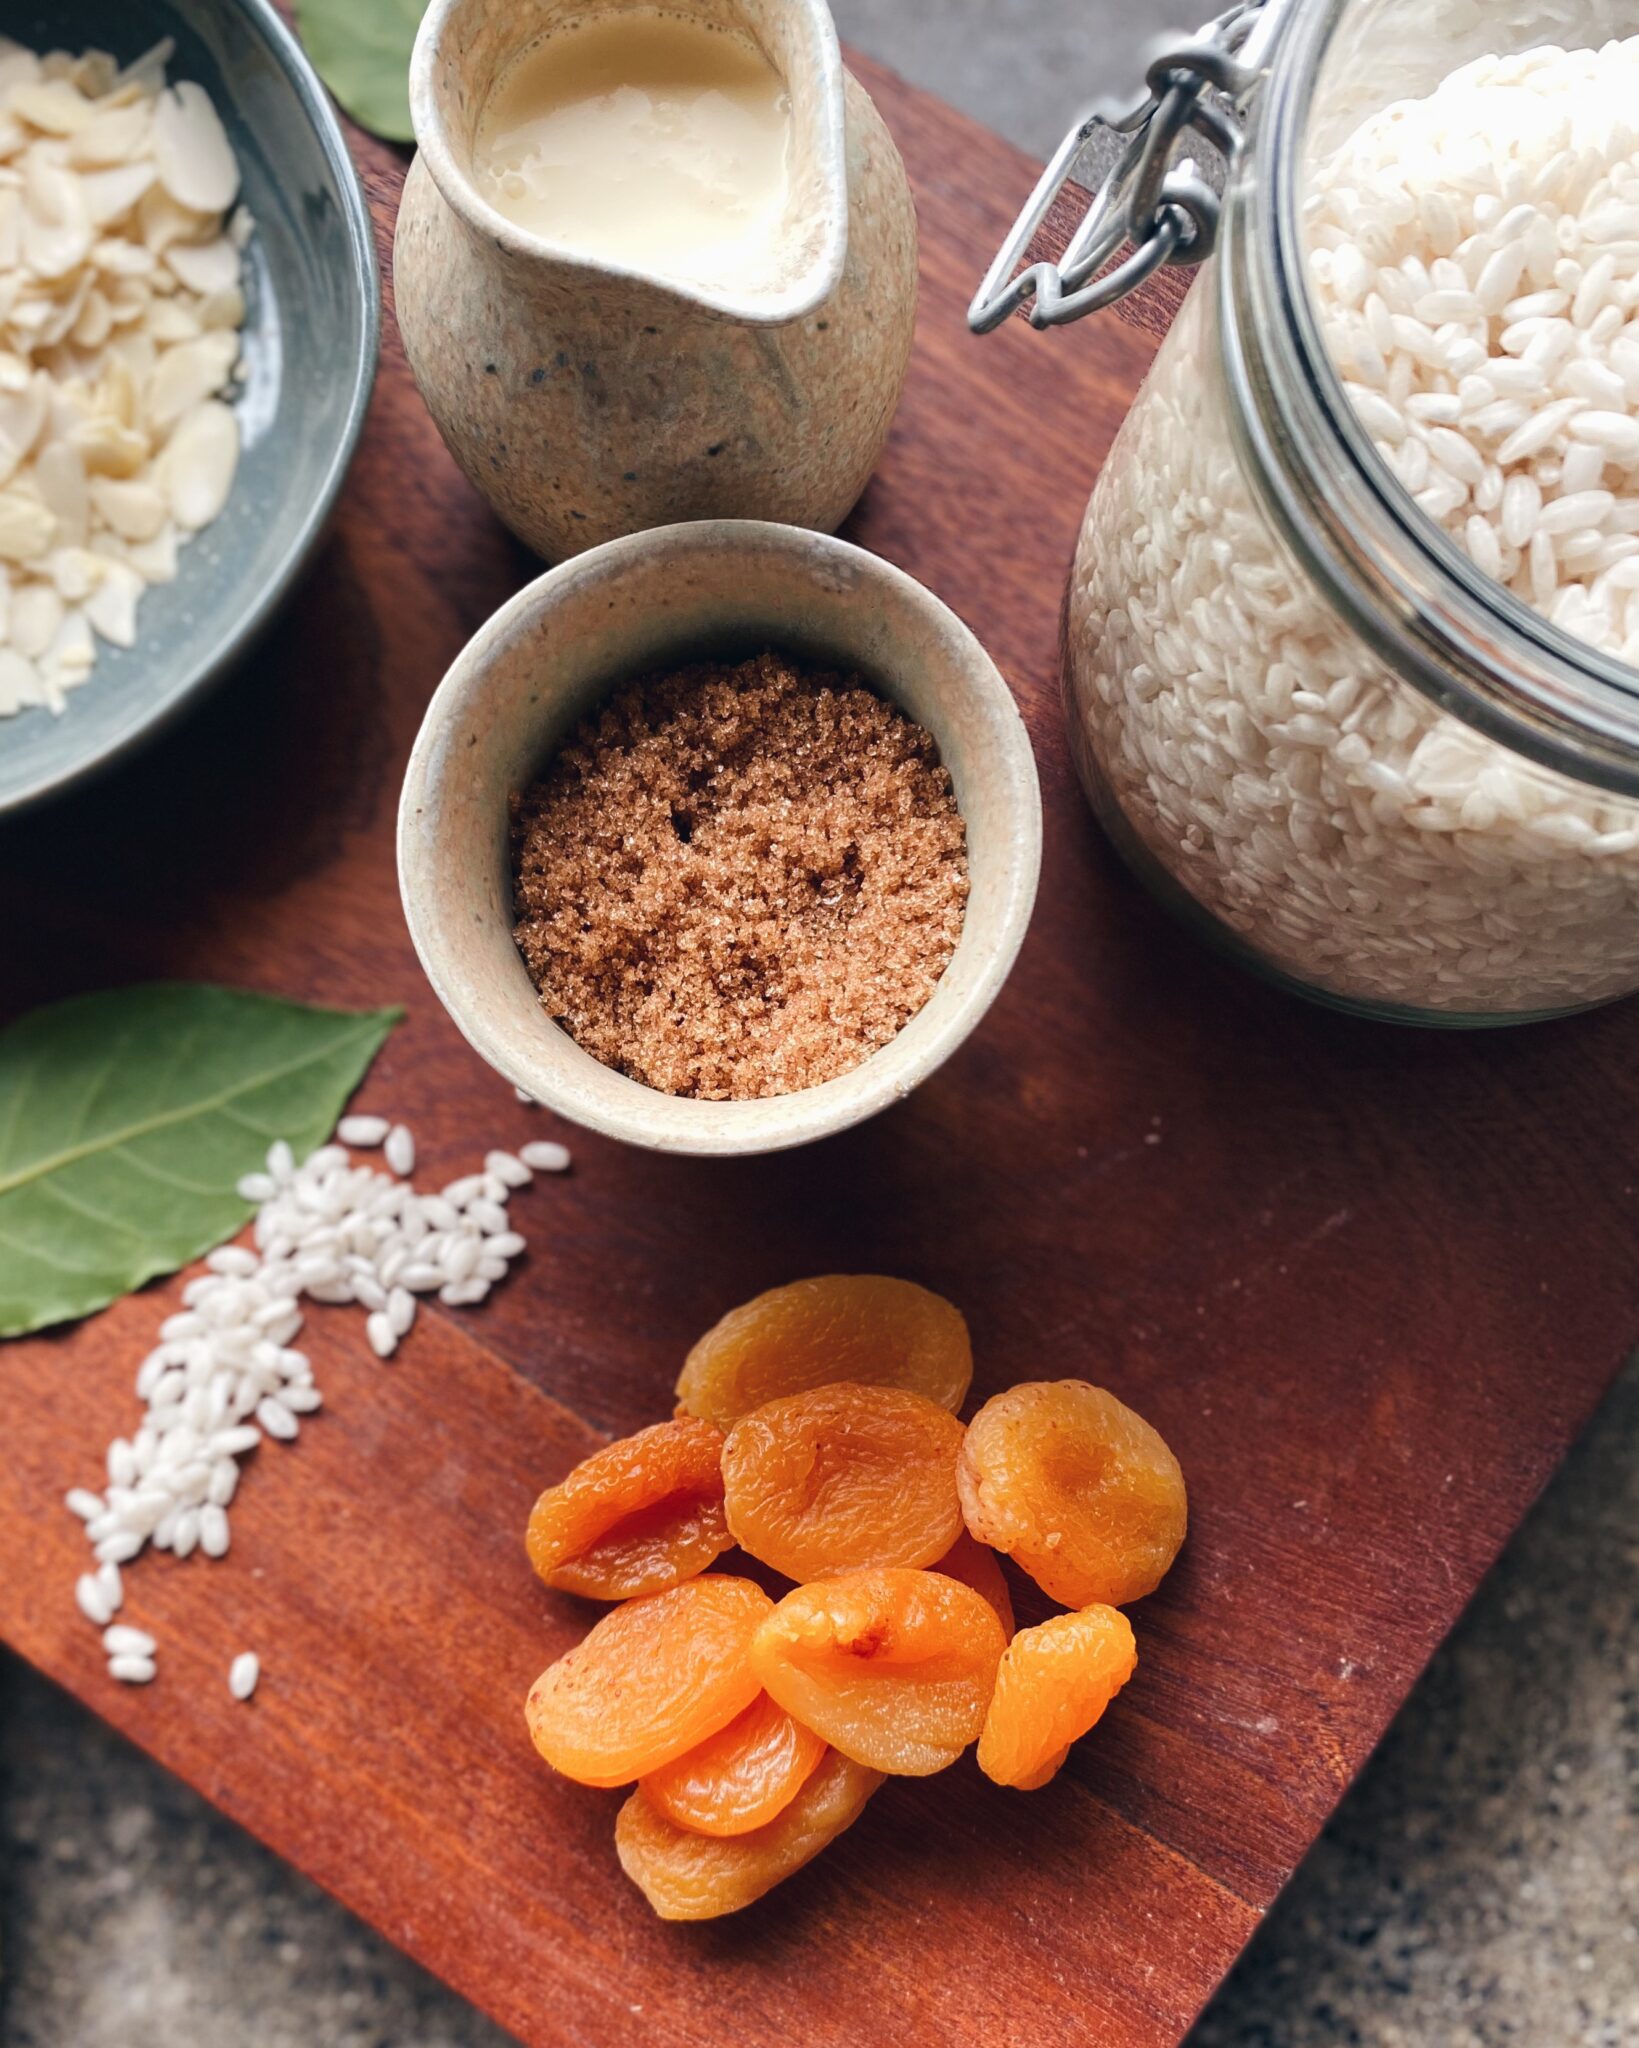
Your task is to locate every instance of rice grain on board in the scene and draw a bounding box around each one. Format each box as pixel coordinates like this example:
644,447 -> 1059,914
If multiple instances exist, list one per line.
1067,37 -> 1639,1014
64,1116 -> 571,1682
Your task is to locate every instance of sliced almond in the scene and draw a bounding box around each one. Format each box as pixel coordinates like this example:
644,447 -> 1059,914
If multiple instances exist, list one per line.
164,235 -> 238,296
35,439 -> 88,541
162,398 -> 237,530
21,160 -> 92,280
0,645 -> 40,714
43,604 -> 95,676
93,234 -> 156,278
47,541 -> 100,600
120,525 -> 177,584
107,327 -> 157,386
9,576 -> 62,655
68,49 -> 119,101
0,48 -> 43,98
0,375 -> 47,482
197,285 -> 244,332
91,353 -> 136,428
137,183 -> 211,256
146,299 -> 199,344
68,101 -> 152,169
145,329 -> 236,434
88,473 -> 164,541
70,286 -> 111,349
84,556 -> 142,641
71,414 -> 147,477
112,39 -> 176,99
0,491 -> 51,565
10,81 -> 95,137
79,160 -> 156,229
34,271 -> 90,350
152,83 -> 237,216
7,293 -> 52,335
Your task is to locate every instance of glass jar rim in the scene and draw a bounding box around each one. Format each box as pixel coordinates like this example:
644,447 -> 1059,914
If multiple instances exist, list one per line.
1222,0 -> 1639,798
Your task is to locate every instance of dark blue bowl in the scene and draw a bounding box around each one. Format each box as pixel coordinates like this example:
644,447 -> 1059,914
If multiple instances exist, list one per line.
1,0 -> 379,814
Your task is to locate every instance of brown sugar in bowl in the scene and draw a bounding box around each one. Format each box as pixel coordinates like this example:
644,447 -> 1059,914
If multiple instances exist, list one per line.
397,521 -> 1041,1156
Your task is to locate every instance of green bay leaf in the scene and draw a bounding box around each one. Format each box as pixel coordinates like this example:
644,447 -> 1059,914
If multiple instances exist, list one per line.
296,0 -> 427,146
0,985 -> 400,1339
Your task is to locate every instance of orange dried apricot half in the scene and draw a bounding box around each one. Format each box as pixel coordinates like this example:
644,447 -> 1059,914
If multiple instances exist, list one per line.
676,1274 -> 972,1427
751,1567 -> 1006,1776
616,1748 -> 882,1920
977,1604 -> 1137,1790
931,1528 -> 1015,1640
957,1380 -> 1187,1608
721,1382 -> 965,1580
640,1690 -> 827,1837
526,1417 -> 730,1600
525,1576 -> 771,1787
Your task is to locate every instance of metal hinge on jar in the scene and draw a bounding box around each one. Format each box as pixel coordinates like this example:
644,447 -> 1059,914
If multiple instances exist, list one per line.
968,0 -> 1297,333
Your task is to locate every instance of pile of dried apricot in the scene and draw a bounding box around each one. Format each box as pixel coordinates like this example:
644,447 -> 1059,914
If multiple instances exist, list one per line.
522,1274 -> 1187,1920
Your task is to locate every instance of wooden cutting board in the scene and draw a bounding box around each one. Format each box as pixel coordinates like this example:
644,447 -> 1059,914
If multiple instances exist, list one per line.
2,47 -> 1636,2048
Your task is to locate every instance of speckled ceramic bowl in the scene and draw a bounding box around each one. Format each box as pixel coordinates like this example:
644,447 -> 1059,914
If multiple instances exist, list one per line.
399,521 -> 1041,1156
0,0 -> 378,817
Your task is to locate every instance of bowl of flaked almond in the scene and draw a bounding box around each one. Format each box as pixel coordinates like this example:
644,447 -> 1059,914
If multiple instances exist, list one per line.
0,3 -> 378,814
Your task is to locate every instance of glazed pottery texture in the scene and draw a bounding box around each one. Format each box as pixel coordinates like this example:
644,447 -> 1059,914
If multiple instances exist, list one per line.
0,0 -> 378,816
397,522 -> 1041,1156
395,0 -> 918,561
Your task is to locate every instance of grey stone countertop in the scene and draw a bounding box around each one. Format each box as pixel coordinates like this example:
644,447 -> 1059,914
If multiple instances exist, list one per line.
3,4 -> 1636,2044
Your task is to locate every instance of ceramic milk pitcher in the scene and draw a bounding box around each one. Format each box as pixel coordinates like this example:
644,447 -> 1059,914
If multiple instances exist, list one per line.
396,0 -> 918,561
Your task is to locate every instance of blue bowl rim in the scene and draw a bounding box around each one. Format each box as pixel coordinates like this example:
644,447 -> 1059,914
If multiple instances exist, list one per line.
2,0 -> 383,819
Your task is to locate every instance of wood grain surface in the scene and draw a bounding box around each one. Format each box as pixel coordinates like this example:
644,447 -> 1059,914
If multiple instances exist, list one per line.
2,45 -> 1637,2048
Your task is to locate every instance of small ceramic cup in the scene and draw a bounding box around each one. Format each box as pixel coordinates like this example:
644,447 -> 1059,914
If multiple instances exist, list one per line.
398,521 -> 1041,1156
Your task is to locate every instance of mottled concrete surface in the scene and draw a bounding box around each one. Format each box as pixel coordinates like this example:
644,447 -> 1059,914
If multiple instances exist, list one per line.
3,5 -> 1637,2045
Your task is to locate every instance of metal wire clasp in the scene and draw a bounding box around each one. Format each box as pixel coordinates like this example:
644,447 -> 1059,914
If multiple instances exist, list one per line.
968,0 -> 1295,333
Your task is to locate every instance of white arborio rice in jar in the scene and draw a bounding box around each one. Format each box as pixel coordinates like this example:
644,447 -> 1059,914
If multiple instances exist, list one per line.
1068,37 -> 1639,1014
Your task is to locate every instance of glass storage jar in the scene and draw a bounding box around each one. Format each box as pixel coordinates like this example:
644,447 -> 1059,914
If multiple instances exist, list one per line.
981,0 -> 1639,1023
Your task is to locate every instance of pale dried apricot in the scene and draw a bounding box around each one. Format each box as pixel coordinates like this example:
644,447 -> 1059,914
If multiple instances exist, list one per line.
977,1604 -> 1137,1790
639,1690 -> 826,1837
526,1417 -> 730,1600
676,1275 -> 972,1426
722,1381 -> 965,1580
751,1567 -> 1005,1775
958,1380 -> 1186,1607
525,1576 -> 771,1786
616,1748 -> 882,1920
931,1528 -> 1015,1640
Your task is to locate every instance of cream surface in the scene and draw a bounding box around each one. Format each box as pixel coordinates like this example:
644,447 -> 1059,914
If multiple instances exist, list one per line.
472,12 -> 792,289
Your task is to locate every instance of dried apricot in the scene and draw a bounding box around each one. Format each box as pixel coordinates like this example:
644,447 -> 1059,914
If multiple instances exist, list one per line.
525,1576 -> 771,1786
958,1381 -> 1187,1607
526,1417 -> 730,1600
616,1748 -> 882,1920
751,1567 -> 1006,1775
931,1529 -> 1015,1640
721,1382 -> 965,1580
978,1604 -> 1137,1790
639,1691 -> 826,1836
676,1275 -> 972,1426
